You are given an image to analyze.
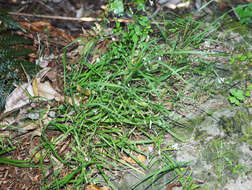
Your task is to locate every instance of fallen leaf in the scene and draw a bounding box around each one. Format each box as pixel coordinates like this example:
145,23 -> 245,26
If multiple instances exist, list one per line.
36,54 -> 58,68
19,21 -> 74,44
66,95 -> 80,106
136,155 -> 146,163
32,78 -> 39,97
166,181 -> 182,190
85,185 -> 102,190
36,80 -> 60,100
3,66 -> 77,115
4,83 -> 34,113
22,122 -> 37,131
121,154 -> 146,164
32,152 -> 42,163
44,65 -> 62,92
32,67 -> 62,101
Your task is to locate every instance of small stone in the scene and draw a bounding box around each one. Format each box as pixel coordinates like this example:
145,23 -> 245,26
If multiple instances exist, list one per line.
48,111 -> 56,118
27,112 -> 40,120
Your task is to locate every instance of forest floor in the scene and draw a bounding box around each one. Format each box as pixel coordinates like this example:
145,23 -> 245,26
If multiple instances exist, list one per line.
0,0 -> 251,190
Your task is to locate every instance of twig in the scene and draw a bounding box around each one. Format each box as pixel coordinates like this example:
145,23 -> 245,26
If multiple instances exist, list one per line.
8,12 -> 135,23
8,12 -> 165,25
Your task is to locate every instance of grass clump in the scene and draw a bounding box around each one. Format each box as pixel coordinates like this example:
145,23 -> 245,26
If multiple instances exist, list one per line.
38,12 -> 227,189
46,22 -> 186,189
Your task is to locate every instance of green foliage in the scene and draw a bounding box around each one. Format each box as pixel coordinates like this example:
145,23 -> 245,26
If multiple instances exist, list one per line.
228,84 -> 251,106
113,15 -> 152,46
207,140 -> 247,181
109,0 -> 124,16
0,33 -> 31,46
233,3 -> 252,26
246,84 -> 252,96
229,51 -> 252,80
109,0 -> 147,15
163,16 -> 214,49
133,0 -> 146,11
228,89 -> 244,106
0,9 -> 36,112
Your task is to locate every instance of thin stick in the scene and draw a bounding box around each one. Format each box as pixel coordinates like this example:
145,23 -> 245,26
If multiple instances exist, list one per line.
8,12 -> 135,23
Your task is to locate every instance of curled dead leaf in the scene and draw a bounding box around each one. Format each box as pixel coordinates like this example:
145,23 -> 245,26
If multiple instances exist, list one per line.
3,67 -> 79,115
32,67 -> 62,101
4,83 -> 34,113
36,80 -> 60,100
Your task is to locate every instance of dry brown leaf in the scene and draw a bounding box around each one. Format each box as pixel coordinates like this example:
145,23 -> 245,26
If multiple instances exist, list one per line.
22,122 -> 37,131
4,83 -> 34,113
19,21 -> 74,46
31,128 -> 42,137
136,155 -> 147,163
34,79 -> 60,100
45,66 -> 62,92
166,181 -> 182,190
45,67 -> 58,82
121,154 -> 146,164
121,156 -> 135,164
83,89 -> 91,96
32,152 -> 42,163
77,84 -> 82,92
85,185 -> 102,190
32,78 -> 39,97
3,66 -> 78,115
36,54 -> 58,68
19,21 -> 51,32
32,67 -> 62,101
66,95 -> 80,106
